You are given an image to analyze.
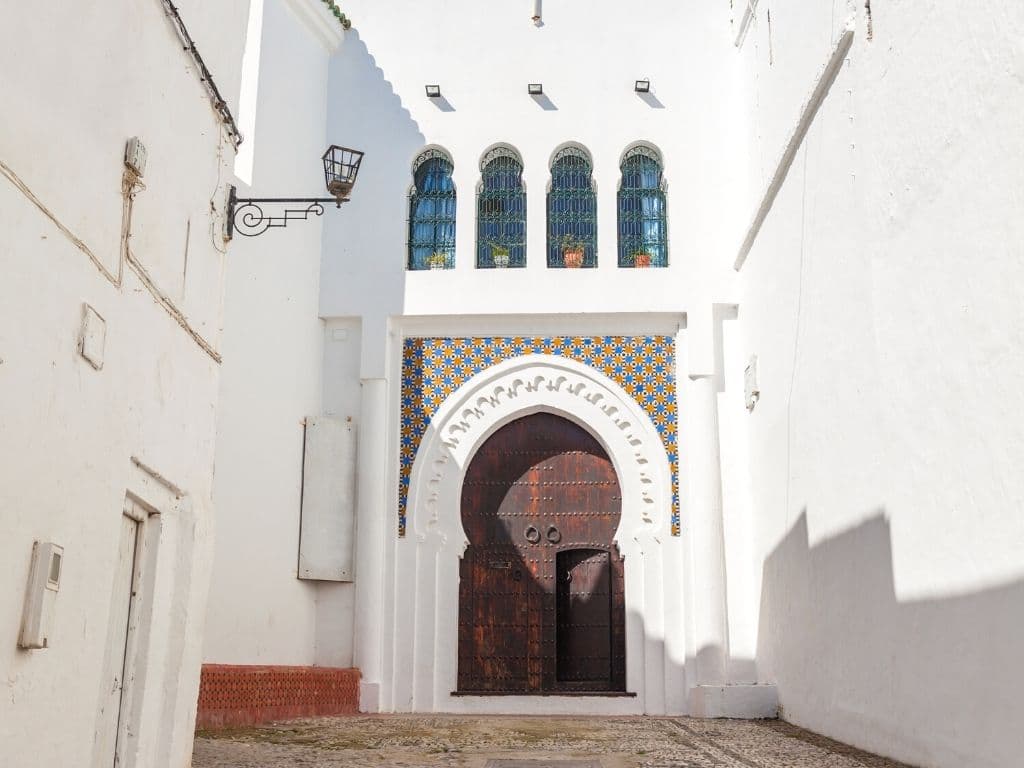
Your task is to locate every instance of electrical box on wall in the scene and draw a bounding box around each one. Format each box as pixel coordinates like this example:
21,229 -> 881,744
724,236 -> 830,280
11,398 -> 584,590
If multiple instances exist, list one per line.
124,136 -> 147,176
19,541 -> 64,649
298,417 -> 356,581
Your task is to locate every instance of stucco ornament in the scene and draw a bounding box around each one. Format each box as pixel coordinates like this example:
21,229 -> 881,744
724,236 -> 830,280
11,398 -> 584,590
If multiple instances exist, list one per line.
407,355 -> 674,548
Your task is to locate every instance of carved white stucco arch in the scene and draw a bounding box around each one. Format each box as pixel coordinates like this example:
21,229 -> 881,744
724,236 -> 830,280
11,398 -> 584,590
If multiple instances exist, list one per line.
407,355 -> 673,548
387,355 -> 680,716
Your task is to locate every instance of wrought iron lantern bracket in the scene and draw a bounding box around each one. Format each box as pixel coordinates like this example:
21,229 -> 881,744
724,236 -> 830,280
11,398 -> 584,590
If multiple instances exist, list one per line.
226,186 -> 347,239
226,144 -> 364,239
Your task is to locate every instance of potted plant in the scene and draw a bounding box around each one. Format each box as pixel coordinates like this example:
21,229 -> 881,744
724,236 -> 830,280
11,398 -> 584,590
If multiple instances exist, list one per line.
489,242 -> 511,268
428,251 -> 448,270
630,249 -> 653,268
560,235 -> 585,268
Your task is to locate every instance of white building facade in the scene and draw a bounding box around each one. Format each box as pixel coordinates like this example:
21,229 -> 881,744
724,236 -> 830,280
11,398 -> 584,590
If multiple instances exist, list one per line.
205,2 -> 1024,767
0,2 -> 248,767
206,3 -> 1024,767
2,1 -> 1021,768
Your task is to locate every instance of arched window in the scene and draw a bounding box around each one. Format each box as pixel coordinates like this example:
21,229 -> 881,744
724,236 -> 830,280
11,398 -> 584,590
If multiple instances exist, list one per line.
408,148 -> 456,270
617,145 -> 667,268
476,147 -> 526,268
547,146 -> 597,268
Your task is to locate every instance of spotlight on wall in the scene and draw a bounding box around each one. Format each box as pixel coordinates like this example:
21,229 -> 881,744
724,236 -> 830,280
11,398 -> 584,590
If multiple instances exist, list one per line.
226,145 -> 364,239
528,83 -> 544,96
425,84 -> 442,98
635,79 -> 651,93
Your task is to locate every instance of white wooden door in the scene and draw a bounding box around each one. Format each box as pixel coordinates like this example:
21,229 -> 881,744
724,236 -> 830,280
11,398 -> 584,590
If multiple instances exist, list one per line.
92,514 -> 139,767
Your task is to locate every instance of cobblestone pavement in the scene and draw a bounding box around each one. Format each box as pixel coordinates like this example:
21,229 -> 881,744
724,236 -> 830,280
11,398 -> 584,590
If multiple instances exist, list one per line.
193,715 -> 915,768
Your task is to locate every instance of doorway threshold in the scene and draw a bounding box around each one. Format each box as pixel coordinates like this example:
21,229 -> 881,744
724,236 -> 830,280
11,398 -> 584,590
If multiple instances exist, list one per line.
452,690 -> 636,697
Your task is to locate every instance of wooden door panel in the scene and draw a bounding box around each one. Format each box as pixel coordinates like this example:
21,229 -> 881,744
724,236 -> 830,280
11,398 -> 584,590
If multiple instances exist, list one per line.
458,412 -> 625,693
557,549 -> 611,684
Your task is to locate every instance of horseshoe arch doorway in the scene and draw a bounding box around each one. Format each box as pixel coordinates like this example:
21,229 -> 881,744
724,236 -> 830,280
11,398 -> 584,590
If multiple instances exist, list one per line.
456,412 -> 626,694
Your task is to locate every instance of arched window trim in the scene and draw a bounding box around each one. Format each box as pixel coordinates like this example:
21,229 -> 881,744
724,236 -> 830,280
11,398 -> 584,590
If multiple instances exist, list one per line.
413,146 -> 454,172
408,147 -> 456,271
479,144 -> 522,171
620,143 -> 663,170
551,144 -> 593,168
476,145 -> 527,269
617,142 -> 668,268
547,143 -> 598,268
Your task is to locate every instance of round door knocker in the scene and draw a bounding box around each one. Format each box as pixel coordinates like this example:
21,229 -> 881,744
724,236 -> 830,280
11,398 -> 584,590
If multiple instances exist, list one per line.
524,525 -> 541,544
546,525 -> 561,544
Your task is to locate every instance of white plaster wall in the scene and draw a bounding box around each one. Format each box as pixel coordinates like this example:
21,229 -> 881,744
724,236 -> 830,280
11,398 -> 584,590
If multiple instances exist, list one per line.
735,2 -> 1024,766
315,0 -> 757,713
320,0 -> 748,375
202,0 -> 354,667
0,1 -> 246,765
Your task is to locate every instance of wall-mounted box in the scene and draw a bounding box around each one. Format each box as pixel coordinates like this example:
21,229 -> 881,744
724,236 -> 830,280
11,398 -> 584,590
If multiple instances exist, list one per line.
19,541 -> 63,649
79,304 -> 106,370
745,355 -> 760,412
298,417 -> 356,581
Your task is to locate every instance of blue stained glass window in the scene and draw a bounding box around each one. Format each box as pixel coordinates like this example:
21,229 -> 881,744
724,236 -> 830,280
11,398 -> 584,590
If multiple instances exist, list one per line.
408,148 -> 456,270
477,147 -> 526,268
547,146 -> 597,268
617,145 -> 668,268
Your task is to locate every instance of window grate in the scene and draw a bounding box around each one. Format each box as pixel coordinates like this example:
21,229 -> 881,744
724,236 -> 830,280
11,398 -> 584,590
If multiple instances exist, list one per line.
547,147 -> 597,268
617,147 -> 668,268
477,148 -> 526,268
408,150 -> 456,270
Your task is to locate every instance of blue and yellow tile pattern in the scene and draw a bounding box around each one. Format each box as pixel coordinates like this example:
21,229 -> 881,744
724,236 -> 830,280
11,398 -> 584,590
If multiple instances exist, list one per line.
400,336 -> 680,537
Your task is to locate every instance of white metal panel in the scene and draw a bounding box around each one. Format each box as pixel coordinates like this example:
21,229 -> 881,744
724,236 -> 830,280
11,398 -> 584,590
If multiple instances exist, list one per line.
298,417 -> 356,581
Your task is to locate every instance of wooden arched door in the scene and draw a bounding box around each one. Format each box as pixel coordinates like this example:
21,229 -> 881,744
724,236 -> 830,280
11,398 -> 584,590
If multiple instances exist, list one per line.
457,412 -> 625,693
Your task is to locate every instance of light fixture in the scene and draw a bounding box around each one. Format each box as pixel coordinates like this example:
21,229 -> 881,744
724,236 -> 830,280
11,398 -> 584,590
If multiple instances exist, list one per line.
528,83 -> 543,96
226,145 -> 364,239
635,79 -> 651,93
425,84 -> 441,98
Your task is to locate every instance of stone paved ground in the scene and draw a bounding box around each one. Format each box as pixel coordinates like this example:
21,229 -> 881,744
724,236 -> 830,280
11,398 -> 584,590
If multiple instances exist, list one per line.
193,715 -> 915,768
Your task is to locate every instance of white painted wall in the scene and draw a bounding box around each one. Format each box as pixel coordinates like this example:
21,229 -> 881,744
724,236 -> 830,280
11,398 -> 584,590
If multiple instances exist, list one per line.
734,2 -> 1024,767
310,0 -> 771,714
0,1 -> 246,765
199,0 -> 1024,756
321,0 -> 748,373
202,0 -> 356,668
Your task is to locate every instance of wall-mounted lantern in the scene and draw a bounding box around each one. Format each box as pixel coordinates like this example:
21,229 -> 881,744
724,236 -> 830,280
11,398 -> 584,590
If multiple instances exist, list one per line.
634,79 -> 651,93
425,84 -> 442,98
528,83 -> 544,96
226,145 -> 364,239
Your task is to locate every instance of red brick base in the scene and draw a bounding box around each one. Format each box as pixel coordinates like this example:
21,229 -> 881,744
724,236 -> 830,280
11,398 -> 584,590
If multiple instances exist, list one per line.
195,664 -> 361,730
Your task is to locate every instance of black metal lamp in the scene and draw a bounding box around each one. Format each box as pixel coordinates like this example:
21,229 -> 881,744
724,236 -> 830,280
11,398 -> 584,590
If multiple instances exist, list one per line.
226,145 -> 365,239
634,79 -> 651,93
425,84 -> 441,98
527,83 -> 544,96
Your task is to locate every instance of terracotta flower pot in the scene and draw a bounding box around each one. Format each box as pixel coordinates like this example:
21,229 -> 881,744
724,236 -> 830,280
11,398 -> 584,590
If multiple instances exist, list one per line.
633,253 -> 652,268
563,248 -> 584,268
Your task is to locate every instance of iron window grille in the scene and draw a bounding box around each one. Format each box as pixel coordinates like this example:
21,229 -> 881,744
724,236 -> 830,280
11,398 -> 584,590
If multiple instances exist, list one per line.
617,145 -> 668,268
477,147 -> 527,268
408,148 -> 456,270
547,146 -> 598,268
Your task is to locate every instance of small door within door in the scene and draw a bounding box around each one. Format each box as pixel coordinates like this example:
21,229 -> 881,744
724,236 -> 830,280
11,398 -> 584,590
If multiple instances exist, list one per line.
556,549 -> 613,687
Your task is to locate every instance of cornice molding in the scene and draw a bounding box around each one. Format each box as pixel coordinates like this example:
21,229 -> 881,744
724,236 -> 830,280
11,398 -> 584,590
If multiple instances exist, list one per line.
282,0 -> 346,53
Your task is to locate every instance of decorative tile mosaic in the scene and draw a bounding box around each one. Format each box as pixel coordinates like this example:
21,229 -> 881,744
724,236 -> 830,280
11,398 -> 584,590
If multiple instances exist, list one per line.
400,336 -> 679,538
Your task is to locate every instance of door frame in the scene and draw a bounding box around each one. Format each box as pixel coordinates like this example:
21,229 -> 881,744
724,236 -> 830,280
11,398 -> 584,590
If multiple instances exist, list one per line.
391,355 -> 681,714
92,457 -> 196,768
